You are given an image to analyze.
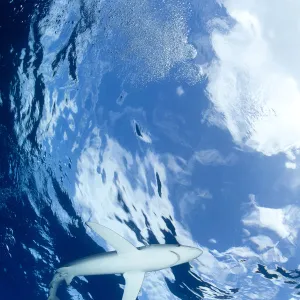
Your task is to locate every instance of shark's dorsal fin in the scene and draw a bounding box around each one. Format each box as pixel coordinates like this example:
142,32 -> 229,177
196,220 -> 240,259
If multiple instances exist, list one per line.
123,271 -> 145,300
86,222 -> 138,254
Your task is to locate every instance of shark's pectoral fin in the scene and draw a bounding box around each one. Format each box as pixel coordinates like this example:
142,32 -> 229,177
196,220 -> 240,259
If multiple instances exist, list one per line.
122,271 -> 145,300
86,222 -> 138,254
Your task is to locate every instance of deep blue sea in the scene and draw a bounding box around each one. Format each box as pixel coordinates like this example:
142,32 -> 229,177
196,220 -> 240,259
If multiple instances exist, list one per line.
1,1 -> 300,299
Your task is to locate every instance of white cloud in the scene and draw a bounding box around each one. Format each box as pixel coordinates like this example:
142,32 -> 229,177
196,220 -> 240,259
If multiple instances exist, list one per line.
261,246 -> 288,264
285,162 -> 297,169
27,247 -> 42,261
67,286 -> 85,300
242,195 -> 300,243
142,271 -> 180,300
243,229 -> 251,237
165,154 -> 191,186
192,149 -> 236,166
153,110 -> 191,148
249,235 -> 274,251
176,86 -> 185,96
68,113 -> 75,132
224,246 -> 258,259
286,150 -> 297,162
209,238 -> 217,244
179,188 -> 212,219
63,131 -> 68,141
205,0 -> 300,156
193,248 -> 235,283
166,154 -> 188,174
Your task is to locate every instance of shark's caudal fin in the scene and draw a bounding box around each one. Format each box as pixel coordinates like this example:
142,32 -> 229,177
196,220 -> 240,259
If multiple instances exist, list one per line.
86,222 -> 138,254
48,267 -> 74,300
123,271 -> 145,300
48,296 -> 60,300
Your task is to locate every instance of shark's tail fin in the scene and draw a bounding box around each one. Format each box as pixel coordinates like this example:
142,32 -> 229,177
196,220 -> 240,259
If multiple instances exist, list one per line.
48,267 -> 74,300
48,296 -> 60,300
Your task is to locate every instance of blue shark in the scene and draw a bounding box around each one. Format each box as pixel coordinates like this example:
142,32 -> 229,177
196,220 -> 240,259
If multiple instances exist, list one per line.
48,222 -> 202,300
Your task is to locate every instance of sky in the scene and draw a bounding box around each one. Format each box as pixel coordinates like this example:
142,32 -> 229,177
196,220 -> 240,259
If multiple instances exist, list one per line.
5,0 -> 300,299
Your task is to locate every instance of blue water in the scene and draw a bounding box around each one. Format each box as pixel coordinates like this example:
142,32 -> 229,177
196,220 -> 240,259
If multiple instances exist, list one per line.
1,1 -> 300,299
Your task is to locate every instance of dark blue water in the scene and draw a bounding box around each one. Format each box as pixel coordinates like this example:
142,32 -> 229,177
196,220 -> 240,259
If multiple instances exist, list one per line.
1,1 -> 300,299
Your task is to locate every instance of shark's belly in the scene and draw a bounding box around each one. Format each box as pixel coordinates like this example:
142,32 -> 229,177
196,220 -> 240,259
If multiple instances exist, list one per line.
137,249 -> 179,272
70,253 -> 126,276
69,250 -> 178,276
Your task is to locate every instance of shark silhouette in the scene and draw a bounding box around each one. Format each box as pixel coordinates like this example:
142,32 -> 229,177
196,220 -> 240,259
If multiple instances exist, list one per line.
48,222 -> 203,300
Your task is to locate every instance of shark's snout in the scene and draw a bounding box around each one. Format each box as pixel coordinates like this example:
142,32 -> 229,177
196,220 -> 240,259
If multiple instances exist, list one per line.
189,247 -> 203,259
181,246 -> 203,260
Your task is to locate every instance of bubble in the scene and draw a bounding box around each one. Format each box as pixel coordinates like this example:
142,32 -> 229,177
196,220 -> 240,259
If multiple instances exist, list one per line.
40,0 -> 201,85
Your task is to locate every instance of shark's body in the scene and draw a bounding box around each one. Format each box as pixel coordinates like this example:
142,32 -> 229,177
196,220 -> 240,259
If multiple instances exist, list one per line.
48,222 -> 202,300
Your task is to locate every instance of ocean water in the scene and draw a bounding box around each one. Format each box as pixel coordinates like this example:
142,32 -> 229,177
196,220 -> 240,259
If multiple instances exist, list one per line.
1,1 -> 300,300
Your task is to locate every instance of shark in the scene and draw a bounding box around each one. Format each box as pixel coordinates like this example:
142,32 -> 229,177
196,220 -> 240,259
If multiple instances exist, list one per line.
48,222 -> 203,300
